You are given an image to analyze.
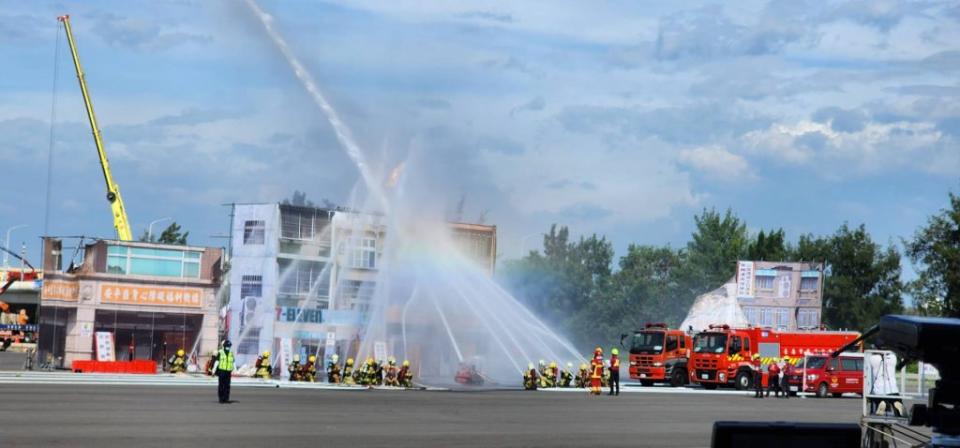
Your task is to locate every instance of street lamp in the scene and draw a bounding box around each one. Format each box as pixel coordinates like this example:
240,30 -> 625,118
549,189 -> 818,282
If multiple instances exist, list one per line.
3,224 -> 28,267
147,217 -> 172,242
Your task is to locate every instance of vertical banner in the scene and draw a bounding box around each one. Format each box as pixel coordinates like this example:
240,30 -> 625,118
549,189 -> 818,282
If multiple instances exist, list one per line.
736,261 -> 755,298
374,341 -> 387,362
94,332 -> 116,362
280,338 -> 293,379
325,331 -> 336,358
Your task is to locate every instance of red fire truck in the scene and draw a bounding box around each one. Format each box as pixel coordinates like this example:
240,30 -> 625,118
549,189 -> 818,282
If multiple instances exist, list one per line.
689,324 -> 859,390
626,323 -> 693,387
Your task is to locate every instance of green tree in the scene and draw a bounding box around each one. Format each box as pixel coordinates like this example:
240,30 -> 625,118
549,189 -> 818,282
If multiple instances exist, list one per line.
157,222 -> 189,245
684,208 -> 749,293
747,228 -> 787,261
905,192 -> 960,317
795,224 -> 903,330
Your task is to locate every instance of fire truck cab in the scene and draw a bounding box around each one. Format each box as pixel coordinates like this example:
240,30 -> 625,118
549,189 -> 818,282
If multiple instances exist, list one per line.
690,325 -> 859,390
627,323 -> 692,387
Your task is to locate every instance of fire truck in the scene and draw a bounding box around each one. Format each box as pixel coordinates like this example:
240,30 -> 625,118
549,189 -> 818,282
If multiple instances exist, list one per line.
625,323 -> 693,387
689,324 -> 859,390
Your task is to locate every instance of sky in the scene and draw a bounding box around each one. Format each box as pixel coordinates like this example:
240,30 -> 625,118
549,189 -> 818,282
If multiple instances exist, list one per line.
0,0 -> 958,273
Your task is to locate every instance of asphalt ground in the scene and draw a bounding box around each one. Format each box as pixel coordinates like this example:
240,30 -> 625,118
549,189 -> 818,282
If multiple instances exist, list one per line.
0,383 -> 877,448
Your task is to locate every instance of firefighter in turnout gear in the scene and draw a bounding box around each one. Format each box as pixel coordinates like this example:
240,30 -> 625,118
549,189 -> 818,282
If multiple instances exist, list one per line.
169,349 -> 187,373
255,351 -> 273,379
399,360 -> 413,388
343,358 -> 356,385
288,355 -> 303,382
359,358 -> 376,386
590,347 -> 604,395
560,362 -> 574,388
576,363 -> 590,388
374,359 -> 385,386
302,355 -> 318,382
540,361 -> 558,388
523,363 -> 538,390
327,354 -> 342,384
384,358 -> 400,386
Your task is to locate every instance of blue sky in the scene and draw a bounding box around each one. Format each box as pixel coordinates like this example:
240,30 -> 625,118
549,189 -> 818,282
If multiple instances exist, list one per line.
1,0 -> 958,273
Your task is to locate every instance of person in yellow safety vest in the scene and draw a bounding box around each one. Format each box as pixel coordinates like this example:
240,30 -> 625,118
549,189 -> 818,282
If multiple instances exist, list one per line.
327,354 -> 342,384
576,362 -> 590,388
302,355 -> 318,382
255,351 -> 272,379
540,361 -> 558,388
560,362 -> 574,387
288,354 -> 303,382
399,360 -> 413,388
169,348 -> 187,373
212,340 -> 235,403
384,358 -> 400,386
343,358 -> 356,385
523,362 -> 538,390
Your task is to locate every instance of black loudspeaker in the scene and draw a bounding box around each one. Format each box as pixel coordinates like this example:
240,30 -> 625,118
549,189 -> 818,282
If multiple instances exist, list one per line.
711,421 -> 861,448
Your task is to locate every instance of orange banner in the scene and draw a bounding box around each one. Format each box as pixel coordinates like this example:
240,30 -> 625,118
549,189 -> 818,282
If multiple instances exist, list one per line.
100,284 -> 202,308
42,280 -> 79,302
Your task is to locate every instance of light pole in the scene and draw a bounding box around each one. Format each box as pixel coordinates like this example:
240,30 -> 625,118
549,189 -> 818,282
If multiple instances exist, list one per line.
3,224 -> 28,267
147,217 -> 172,242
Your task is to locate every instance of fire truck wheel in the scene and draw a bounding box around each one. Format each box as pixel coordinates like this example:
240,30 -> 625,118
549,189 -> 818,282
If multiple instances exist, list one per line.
670,369 -> 686,387
734,371 -> 752,390
816,382 -> 829,398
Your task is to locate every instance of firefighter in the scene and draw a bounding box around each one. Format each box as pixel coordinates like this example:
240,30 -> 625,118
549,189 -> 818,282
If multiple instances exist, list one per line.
560,362 -> 574,388
399,360 -> 413,388
343,358 -> 356,385
352,358 -> 367,385
327,354 -> 342,384
289,354 -> 303,382
609,347 -> 621,396
384,358 -> 400,386
767,358 -> 781,397
361,357 -> 377,386
302,355 -> 318,382
751,353 -> 764,398
374,359 -> 385,386
780,356 -> 790,399
255,351 -> 273,379
576,363 -> 590,388
590,347 -> 604,395
523,362 -> 538,390
540,361 -> 557,388
169,349 -> 187,374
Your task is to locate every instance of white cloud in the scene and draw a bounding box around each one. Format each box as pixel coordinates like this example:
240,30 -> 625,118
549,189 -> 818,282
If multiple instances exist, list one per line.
678,145 -> 753,180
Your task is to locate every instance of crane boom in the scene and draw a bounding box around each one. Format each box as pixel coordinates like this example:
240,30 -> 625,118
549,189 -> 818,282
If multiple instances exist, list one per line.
58,15 -> 133,241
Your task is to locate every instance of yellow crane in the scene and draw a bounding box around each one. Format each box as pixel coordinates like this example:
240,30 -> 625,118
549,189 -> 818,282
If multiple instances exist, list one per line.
58,15 -> 133,241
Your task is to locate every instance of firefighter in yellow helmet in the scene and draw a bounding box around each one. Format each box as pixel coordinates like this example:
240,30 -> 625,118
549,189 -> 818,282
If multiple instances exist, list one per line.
523,362 -> 538,390
540,361 -> 558,388
302,355 -> 318,382
288,354 -> 303,382
343,358 -> 356,385
359,357 -> 376,386
327,354 -> 342,384
255,351 -> 273,379
169,348 -> 187,373
399,360 -> 414,388
576,362 -> 590,388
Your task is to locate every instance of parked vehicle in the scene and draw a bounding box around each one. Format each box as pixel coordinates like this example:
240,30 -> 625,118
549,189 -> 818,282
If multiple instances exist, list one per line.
785,353 -> 864,397
625,323 -> 692,387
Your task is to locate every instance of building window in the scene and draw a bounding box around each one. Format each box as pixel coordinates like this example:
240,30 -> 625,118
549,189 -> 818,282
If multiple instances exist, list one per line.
280,207 -> 330,241
346,237 -> 377,269
776,308 -> 791,328
744,307 -> 759,326
797,309 -> 819,328
106,245 -> 201,278
755,275 -> 774,290
339,280 -> 375,307
278,260 -> 329,298
760,307 -> 775,327
241,275 -> 262,298
800,277 -> 818,291
243,220 -> 265,245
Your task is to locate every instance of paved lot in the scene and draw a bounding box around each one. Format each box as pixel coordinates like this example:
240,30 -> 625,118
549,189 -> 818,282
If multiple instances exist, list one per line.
0,383 -> 872,448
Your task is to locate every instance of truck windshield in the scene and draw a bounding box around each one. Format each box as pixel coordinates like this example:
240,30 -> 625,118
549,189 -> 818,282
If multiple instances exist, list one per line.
800,357 -> 827,369
630,332 -> 665,354
693,333 -> 727,354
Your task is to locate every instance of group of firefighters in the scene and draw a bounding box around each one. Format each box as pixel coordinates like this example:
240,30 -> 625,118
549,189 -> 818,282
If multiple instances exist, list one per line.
751,353 -> 792,398
523,347 -> 621,396
248,351 -> 414,387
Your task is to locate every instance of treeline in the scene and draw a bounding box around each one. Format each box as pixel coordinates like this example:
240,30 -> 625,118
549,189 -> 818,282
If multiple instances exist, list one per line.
500,191 -> 960,350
